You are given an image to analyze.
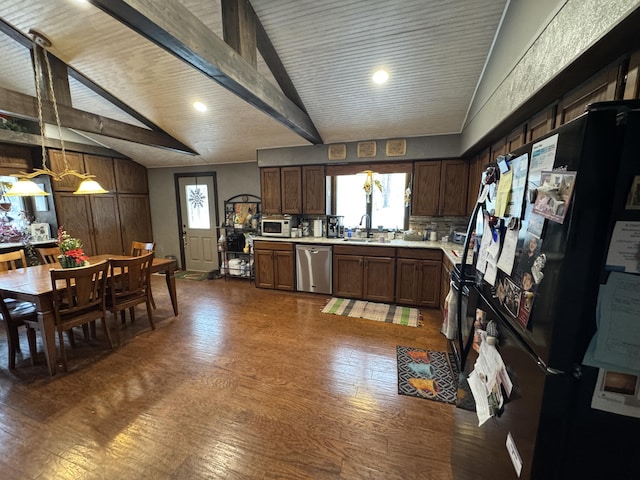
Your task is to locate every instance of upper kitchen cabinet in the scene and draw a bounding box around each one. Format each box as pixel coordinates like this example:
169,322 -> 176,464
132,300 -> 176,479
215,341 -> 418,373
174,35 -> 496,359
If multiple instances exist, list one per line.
623,49 -> 640,99
555,65 -> 619,126
439,159 -> 468,216
260,167 -> 281,214
281,166 -> 302,214
302,165 -> 326,215
412,161 -> 441,216
114,158 -> 148,194
526,107 -> 556,144
412,159 -> 468,216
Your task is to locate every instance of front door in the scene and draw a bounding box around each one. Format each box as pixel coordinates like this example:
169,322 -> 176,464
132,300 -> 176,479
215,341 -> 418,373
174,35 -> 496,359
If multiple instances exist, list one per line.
178,175 -> 218,272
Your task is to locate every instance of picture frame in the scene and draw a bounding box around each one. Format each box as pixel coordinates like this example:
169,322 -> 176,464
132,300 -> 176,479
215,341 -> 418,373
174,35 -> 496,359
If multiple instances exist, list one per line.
357,141 -> 376,158
328,144 -> 347,160
386,138 -> 406,157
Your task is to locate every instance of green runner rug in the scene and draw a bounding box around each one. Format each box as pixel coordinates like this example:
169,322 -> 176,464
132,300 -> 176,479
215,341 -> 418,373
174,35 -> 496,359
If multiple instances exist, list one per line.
321,297 -> 421,327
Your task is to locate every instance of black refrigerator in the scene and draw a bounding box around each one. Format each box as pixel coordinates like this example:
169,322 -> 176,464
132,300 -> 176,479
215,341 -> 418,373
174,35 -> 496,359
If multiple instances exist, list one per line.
450,100 -> 640,479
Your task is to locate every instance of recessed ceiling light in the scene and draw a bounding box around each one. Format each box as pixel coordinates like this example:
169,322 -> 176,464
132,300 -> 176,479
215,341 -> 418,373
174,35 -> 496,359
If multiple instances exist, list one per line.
193,101 -> 207,112
372,69 -> 389,84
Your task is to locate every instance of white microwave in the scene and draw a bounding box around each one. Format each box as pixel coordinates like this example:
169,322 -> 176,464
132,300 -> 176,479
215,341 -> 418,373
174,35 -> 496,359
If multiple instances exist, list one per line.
261,218 -> 291,237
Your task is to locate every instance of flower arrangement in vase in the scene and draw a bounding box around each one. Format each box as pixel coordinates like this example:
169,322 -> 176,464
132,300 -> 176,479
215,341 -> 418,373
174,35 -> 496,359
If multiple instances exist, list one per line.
57,226 -> 89,268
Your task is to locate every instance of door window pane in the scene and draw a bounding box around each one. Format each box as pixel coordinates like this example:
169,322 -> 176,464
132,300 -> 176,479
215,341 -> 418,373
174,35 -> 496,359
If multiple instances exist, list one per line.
185,184 -> 210,229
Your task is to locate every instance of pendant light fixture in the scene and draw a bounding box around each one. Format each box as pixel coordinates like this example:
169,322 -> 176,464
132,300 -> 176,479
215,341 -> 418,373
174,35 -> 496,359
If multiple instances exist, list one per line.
6,29 -> 107,196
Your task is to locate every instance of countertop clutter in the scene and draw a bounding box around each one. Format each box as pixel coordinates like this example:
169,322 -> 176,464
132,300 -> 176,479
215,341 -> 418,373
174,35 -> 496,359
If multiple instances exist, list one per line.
251,235 -> 464,265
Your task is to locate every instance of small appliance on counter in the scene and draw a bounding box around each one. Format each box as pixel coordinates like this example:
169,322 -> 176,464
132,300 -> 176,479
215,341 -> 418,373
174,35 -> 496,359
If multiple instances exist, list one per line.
261,216 -> 295,237
326,215 -> 344,238
449,226 -> 467,244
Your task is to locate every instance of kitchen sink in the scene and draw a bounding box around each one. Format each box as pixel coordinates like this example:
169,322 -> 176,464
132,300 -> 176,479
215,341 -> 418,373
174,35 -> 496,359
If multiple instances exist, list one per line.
342,237 -> 374,243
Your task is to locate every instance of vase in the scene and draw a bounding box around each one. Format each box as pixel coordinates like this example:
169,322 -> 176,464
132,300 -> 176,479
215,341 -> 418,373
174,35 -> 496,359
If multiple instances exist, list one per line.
58,255 -> 81,268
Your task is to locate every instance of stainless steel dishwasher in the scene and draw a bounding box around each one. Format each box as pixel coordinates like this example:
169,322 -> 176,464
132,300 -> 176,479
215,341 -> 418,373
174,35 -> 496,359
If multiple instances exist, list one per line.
295,245 -> 332,294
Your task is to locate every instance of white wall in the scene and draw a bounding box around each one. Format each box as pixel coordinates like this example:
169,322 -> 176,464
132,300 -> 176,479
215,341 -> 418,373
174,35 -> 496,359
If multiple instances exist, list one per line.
147,162 -> 260,266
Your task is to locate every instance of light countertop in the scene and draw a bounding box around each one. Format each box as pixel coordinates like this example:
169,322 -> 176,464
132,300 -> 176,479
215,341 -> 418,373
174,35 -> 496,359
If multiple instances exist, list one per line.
250,235 -> 465,265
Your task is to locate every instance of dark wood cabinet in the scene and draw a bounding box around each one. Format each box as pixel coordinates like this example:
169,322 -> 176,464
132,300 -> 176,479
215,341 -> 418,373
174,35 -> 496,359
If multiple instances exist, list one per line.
281,166 -> 302,214
118,194 -> 153,248
441,253 -> 454,314
363,255 -> 396,303
555,65 -> 619,126
302,165 -> 326,214
50,149 -> 150,255
526,108 -> 555,144
53,193 -> 122,256
439,159 -> 468,216
333,245 -> 395,302
254,240 -> 295,290
396,248 -> 442,307
48,150 -> 85,191
412,159 -> 468,216
411,161 -> 441,216
114,158 -> 148,194
260,167 -> 281,214
623,49 -> 640,99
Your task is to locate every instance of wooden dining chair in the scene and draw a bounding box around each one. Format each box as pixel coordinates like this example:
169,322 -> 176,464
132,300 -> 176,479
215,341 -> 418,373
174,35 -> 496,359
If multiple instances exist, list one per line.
0,249 -> 29,272
0,250 -> 38,369
131,241 -> 155,257
50,260 -> 112,372
36,246 -> 62,265
130,241 -> 156,309
107,253 -> 154,345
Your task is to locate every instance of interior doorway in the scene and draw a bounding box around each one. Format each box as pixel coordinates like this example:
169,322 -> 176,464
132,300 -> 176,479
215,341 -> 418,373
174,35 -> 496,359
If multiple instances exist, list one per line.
176,174 -> 220,272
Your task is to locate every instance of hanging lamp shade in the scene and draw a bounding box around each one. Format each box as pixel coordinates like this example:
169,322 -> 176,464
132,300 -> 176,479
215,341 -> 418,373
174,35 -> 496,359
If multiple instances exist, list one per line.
7,29 -> 107,197
5,179 -> 49,196
73,179 -> 108,195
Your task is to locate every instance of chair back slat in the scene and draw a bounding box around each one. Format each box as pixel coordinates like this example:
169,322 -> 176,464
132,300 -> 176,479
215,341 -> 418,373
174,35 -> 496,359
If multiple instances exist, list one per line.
0,250 -> 28,272
108,253 -> 153,302
131,241 -> 155,257
36,246 -> 62,265
50,261 -> 109,319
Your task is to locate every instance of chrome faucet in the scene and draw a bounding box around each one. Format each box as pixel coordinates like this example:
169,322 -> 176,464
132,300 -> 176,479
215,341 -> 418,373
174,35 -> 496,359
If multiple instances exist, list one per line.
360,214 -> 371,238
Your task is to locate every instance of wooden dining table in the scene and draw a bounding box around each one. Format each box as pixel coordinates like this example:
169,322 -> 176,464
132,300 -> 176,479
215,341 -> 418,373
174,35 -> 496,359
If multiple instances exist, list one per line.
0,254 -> 178,376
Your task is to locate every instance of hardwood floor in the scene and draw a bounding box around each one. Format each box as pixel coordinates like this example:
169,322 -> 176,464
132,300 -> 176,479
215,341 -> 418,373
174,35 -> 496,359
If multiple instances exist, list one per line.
0,276 -> 454,479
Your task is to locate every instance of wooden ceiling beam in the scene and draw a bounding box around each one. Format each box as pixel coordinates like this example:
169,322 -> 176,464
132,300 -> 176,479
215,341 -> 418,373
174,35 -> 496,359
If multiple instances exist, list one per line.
89,0 -> 323,145
221,0 -> 257,68
0,86 -> 197,155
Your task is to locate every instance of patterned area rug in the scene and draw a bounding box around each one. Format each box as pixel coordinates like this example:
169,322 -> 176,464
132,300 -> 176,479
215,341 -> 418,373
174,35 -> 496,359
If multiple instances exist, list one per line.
396,346 -> 458,404
321,298 -> 421,327
174,270 -> 208,281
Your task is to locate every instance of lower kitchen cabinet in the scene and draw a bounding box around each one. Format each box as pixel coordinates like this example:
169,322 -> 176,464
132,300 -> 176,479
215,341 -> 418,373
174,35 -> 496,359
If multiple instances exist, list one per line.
333,245 -> 395,302
395,248 -> 442,307
254,240 -> 295,290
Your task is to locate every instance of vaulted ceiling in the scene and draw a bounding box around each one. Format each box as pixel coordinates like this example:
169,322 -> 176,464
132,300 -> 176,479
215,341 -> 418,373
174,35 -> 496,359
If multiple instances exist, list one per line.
0,0 -> 508,168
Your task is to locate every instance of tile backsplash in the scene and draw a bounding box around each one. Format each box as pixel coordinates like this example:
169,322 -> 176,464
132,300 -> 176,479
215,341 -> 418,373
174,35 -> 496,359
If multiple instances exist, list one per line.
409,215 -> 470,240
